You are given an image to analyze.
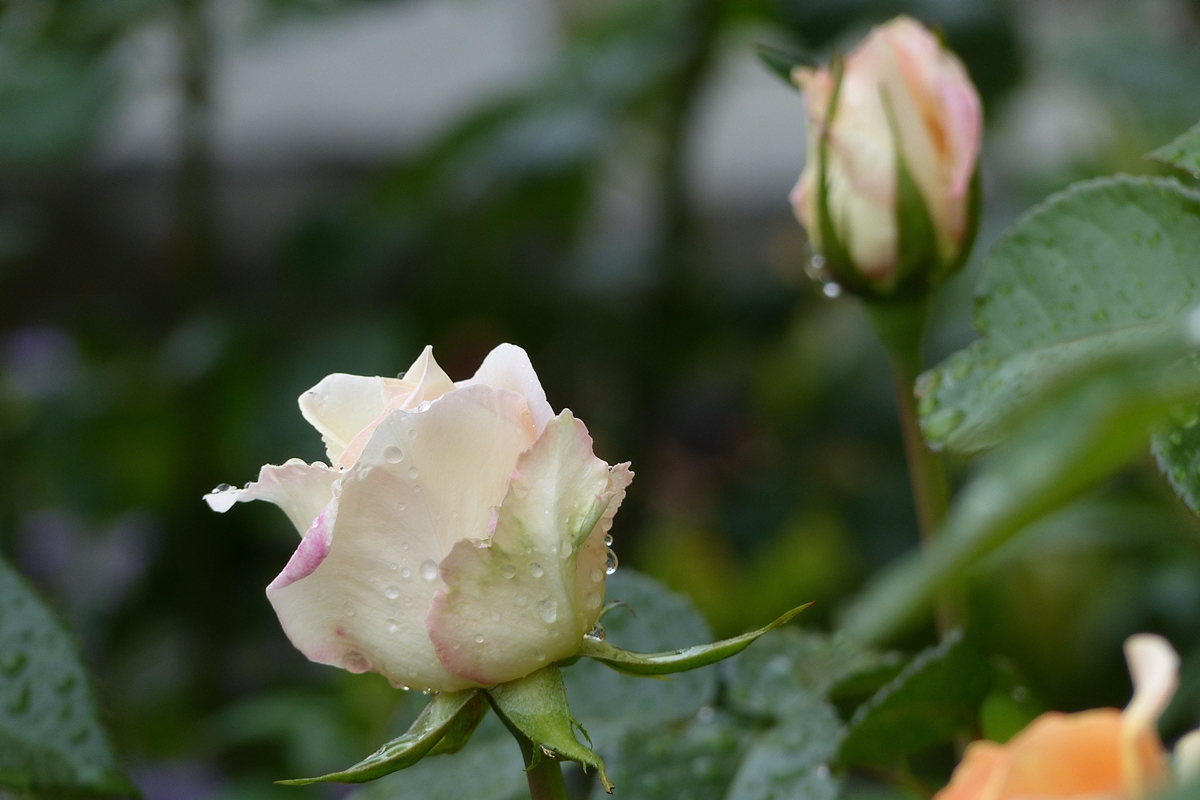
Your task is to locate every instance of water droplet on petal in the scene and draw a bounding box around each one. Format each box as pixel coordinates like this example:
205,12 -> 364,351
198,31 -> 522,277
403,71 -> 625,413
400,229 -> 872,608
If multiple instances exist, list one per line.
475,634 -> 484,644
383,446 -> 404,464
386,619 -> 400,633
212,483 -> 232,493
420,559 -> 438,581
407,428 -> 418,440
529,562 -> 544,578
590,568 -> 603,583
538,598 -> 558,624
584,592 -> 601,609
536,651 -> 546,662
398,502 -> 407,511
404,598 -> 413,608
344,602 -> 356,617
559,542 -> 572,559
384,586 -> 400,600
585,623 -> 605,641
400,567 -> 412,579
515,594 -> 529,608
408,466 -> 419,479
604,533 -> 613,546
605,548 -> 618,575
502,564 -> 517,579
389,562 -> 398,571
417,401 -> 432,412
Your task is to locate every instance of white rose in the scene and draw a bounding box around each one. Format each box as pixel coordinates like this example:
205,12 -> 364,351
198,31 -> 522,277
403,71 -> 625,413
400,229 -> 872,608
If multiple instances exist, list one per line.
206,344 -> 631,692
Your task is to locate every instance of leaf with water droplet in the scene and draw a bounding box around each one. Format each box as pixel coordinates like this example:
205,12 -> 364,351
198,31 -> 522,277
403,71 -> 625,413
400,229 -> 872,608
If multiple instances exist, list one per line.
579,604 -> 810,677
0,555 -> 132,795
278,690 -> 487,784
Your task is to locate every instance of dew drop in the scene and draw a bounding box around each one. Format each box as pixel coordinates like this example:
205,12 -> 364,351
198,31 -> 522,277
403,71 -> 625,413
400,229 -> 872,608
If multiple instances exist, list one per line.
591,568 -> 603,583
822,280 -> 842,298
408,429 -> 417,440
536,651 -> 546,662
475,635 -> 485,644
515,594 -> 529,608
529,562 -> 544,578
584,592 -> 601,610
389,562 -> 398,571
344,652 -> 369,671
502,564 -> 517,579
604,533 -> 613,546
404,598 -> 413,608
605,548 -> 618,575
559,542 -> 572,559
212,483 -> 232,493
400,567 -> 412,579
402,542 -> 410,551
344,602 -> 356,617
383,445 -> 404,464
384,586 -> 400,600
408,466 -> 419,479
538,598 -> 558,624
386,619 -> 400,633
420,559 -> 439,581
585,623 -> 605,641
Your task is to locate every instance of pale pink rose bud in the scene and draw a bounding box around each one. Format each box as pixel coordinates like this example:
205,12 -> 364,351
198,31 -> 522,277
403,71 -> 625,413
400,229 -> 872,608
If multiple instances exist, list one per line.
205,344 -> 631,692
791,15 -> 983,298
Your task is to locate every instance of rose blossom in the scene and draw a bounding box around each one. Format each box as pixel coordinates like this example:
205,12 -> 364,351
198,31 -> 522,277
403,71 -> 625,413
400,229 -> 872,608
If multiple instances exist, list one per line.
791,15 -> 982,290
205,344 -> 631,692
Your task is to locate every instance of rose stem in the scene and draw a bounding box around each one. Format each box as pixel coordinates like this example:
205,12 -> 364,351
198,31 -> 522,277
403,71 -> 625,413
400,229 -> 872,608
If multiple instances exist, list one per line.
516,735 -> 570,800
864,297 -> 955,633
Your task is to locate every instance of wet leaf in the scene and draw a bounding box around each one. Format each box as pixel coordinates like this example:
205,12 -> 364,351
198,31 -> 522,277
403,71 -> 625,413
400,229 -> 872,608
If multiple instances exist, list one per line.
1150,121 -> 1200,178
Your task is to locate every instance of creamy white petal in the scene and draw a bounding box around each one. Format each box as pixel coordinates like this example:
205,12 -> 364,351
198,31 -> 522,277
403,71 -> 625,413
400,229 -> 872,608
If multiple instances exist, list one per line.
266,384 -> 536,692
1175,729 -> 1200,784
427,411 -> 630,685
458,343 -> 555,434
1124,633 -> 1180,741
204,459 -> 337,535
298,346 -> 454,463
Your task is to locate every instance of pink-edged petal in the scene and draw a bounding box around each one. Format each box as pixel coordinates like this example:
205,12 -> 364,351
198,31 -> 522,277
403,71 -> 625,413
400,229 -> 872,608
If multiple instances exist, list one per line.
298,347 -> 454,463
427,411 -> 632,686
336,347 -> 458,468
266,384 -> 537,692
204,459 -> 337,535
269,499 -> 336,590
457,343 -> 555,434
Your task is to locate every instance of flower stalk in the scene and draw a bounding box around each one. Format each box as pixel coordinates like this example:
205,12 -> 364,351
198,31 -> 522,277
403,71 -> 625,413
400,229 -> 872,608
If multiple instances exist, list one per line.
516,734 -> 571,800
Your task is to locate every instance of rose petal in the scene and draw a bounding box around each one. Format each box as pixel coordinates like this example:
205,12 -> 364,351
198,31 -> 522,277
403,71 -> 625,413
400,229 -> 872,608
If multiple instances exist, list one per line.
458,343 -> 555,434
266,384 -> 537,692
298,346 -> 454,463
997,710 -> 1128,799
204,459 -> 337,535
1174,729 -> 1200,785
1123,633 -> 1178,796
427,411 -> 630,686
933,740 -> 1005,800
335,347 -> 458,468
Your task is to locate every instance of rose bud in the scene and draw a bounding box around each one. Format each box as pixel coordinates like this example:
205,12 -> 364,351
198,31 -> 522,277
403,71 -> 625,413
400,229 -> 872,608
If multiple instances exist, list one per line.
791,15 -> 983,299
937,634 -> 1185,800
205,344 -> 631,692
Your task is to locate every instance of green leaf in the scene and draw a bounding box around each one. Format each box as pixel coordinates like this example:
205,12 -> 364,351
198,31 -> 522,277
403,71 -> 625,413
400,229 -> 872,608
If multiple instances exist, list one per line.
562,570 -> 718,751
726,702 -> 842,800
277,690 -> 486,785
841,349 -> 1200,645
578,605 -> 809,677
1151,402 -> 1200,512
918,176 -> 1200,454
721,628 -> 898,721
838,631 -> 989,769
1150,122 -> 1200,178
604,711 -> 755,800
0,556 -> 131,796
346,712 -> 526,800
487,665 -> 612,792
753,43 -> 813,87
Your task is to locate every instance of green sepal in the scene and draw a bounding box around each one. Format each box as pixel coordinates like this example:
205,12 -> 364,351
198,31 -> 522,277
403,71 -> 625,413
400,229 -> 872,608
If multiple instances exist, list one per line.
1149,120 -> 1200,178
578,604 -> 810,676
753,42 -> 813,88
814,58 -> 872,298
276,689 -> 486,785
487,665 -> 613,793
935,165 -> 983,284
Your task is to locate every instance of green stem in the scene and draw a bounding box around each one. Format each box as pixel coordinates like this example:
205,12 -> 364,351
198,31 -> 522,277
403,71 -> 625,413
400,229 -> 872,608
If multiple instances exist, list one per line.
518,738 -> 570,800
864,297 -> 955,632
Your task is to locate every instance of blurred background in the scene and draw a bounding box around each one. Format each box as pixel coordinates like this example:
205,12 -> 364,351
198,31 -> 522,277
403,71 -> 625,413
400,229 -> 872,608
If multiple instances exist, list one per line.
2,0 -> 1200,796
